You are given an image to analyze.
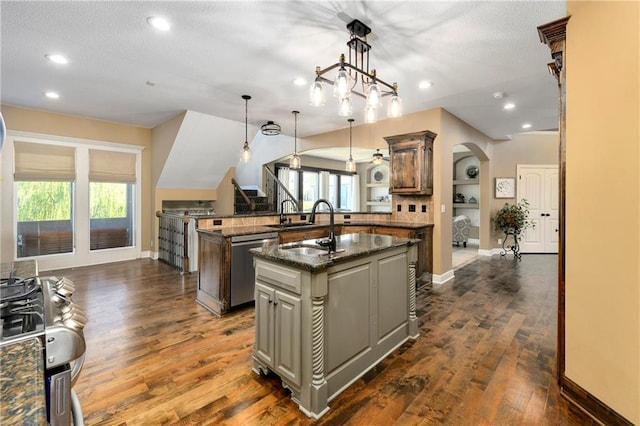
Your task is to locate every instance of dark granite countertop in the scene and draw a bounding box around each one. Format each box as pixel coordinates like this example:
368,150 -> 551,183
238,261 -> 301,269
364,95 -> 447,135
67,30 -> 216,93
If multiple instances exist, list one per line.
0,337 -> 47,424
1,260 -> 38,278
197,221 -> 433,238
250,232 -> 417,272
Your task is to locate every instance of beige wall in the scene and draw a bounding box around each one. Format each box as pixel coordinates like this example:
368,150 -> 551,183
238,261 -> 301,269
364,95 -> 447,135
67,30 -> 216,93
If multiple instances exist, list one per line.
489,132 -> 558,247
214,167 -> 236,215
1,105 -> 154,252
565,1 -> 639,423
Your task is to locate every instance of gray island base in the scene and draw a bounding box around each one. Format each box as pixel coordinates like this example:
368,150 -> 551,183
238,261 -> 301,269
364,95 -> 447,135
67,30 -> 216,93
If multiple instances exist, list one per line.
250,233 -> 419,419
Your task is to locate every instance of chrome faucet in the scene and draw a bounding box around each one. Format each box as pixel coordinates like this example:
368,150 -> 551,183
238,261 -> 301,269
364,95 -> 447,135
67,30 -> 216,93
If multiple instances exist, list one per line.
280,199 -> 298,224
309,198 -> 336,253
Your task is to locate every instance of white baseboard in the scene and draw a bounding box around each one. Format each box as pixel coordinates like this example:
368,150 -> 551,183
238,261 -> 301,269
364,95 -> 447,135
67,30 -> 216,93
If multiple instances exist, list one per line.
478,248 -> 501,256
432,269 -> 455,286
142,250 -> 158,260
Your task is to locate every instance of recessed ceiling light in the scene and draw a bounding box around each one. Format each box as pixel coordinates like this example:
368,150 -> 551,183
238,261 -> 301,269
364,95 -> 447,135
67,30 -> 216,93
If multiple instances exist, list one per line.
45,91 -> 60,99
147,16 -> 171,31
522,123 -> 532,129
145,80 -> 156,87
293,77 -> 306,86
503,103 -> 516,110
418,81 -> 433,89
492,91 -> 506,99
45,54 -> 68,64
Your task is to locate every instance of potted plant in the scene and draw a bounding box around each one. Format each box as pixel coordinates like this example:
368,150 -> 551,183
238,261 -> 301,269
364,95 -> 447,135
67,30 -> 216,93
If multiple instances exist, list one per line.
493,199 -> 534,240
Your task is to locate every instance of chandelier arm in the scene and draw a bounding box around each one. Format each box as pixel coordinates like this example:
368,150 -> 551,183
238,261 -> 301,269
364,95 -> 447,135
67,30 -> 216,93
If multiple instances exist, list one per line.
315,62 -> 342,77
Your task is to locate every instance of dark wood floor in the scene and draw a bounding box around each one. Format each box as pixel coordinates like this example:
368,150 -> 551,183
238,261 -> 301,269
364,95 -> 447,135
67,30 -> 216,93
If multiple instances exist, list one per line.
49,254 -> 596,425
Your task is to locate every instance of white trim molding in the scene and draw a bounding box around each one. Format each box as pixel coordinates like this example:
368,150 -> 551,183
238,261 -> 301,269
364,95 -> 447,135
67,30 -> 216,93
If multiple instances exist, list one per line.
432,269 -> 455,286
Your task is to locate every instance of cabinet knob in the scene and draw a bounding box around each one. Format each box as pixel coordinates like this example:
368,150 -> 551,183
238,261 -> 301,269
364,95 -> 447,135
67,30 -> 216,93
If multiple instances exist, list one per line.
268,299 -> 273,304
274,301 -> 278,306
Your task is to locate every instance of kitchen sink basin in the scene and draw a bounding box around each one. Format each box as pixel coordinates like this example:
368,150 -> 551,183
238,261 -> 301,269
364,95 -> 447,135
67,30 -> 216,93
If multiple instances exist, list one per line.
282,246 -> 328,256
279,242 -> 345,257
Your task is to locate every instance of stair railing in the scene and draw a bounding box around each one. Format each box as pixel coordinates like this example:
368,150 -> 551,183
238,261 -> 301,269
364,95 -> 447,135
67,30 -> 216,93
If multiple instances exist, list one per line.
263,165 -> 300,212
156,211 -> 189,273
231,178 -> 255,211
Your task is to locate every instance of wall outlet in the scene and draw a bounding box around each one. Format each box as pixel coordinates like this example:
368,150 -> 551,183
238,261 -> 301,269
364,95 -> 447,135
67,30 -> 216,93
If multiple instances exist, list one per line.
422,205 -> 427,213
213,219 -> 222,226
300,214 -> 307,221
408,204 -> 416,212
498,238 -> 503,245
397,204 -> 402,212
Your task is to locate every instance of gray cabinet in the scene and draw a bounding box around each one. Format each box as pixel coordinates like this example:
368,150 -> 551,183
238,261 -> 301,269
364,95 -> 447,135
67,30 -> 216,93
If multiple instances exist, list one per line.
252,242 -> 418,419
254,266 -> 302,388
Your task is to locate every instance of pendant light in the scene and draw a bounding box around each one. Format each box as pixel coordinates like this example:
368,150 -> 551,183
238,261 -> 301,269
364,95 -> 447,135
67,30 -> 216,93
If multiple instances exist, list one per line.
290,111 -> 301,169
372,149 -> 384,165
346,118 -> 356,172
240,95 -> 252,163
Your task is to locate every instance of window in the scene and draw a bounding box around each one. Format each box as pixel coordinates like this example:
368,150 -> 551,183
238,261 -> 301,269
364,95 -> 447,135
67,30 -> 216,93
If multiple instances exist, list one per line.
88,149 -> 136,250
16,181 -> 74,257
89,182 -> 133,250
14,142 -> 76,258
276,164 -> 358,212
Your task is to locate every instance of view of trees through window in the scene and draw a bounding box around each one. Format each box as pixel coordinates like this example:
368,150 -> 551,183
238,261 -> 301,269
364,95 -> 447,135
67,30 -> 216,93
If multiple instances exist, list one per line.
17,181 -> 72,221
90,182 -> 127,218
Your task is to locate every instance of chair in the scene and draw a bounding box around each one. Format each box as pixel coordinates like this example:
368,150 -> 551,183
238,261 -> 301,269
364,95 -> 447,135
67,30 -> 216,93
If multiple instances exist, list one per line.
453,215 -> 471,247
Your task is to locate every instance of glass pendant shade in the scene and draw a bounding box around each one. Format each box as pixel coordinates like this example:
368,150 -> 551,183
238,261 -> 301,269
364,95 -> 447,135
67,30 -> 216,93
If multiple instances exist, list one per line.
338,96 -> 353,117
309,80 -> 325,106
241,141 -> 252,163
366,82 -> 381,107
290,110 -> 301,169
240,95 -> 252,163
290,153 -> 301,169
364,104 -> 377,123
346,156 -> 356,172
346,118 -> 356,172
387,94 -> 402,118
333,68 -> 351,98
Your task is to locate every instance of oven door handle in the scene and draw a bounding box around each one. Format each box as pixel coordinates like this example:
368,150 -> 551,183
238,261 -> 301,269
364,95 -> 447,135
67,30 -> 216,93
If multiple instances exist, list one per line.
70,353 -> 85,387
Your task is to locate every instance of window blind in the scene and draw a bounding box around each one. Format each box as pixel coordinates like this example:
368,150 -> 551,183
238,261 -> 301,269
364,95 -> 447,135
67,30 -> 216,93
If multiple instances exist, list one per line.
89,149 -> 136,183
14,141 -> 76,181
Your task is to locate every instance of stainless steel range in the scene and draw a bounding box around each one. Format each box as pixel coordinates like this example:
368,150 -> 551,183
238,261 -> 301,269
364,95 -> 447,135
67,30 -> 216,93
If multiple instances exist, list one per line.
0,266 -> 87,425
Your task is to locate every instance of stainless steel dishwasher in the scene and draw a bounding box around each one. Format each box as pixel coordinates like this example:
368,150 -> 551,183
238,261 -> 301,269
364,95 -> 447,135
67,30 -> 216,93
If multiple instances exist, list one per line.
230,232 -> 279,307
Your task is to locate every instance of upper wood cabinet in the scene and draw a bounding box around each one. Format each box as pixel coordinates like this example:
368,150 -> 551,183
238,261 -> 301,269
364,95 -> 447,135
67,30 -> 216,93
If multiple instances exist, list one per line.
384,130 -> 437,195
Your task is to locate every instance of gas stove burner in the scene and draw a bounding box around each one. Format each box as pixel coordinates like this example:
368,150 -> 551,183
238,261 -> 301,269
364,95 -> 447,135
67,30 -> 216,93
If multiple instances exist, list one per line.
0,276 -> 39,303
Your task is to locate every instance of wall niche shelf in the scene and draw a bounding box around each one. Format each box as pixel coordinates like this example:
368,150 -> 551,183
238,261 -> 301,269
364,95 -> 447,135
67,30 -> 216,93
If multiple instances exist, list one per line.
453,151 -> 480,239
365,163 -> 391,212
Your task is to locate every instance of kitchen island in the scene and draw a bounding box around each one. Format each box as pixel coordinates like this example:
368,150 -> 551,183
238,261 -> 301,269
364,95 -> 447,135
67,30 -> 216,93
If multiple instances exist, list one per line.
250,233 -> 419,419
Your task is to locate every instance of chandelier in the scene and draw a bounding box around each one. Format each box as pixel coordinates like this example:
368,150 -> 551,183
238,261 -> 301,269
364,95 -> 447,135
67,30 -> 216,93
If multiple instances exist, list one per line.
309,19 -> 402,123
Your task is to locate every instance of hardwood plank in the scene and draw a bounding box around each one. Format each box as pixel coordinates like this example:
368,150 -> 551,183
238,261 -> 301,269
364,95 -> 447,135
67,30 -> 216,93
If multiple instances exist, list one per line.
45,255 -> 595,425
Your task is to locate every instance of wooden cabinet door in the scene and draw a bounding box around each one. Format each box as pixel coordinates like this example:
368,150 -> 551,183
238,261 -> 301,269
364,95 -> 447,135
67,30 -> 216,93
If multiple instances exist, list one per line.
254,282 -> 275,366
385,130 -> 436,195
274,290 -> 301,386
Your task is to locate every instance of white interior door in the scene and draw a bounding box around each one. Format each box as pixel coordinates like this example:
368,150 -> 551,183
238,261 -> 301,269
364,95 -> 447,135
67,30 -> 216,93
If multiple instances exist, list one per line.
517,165 -> 559,253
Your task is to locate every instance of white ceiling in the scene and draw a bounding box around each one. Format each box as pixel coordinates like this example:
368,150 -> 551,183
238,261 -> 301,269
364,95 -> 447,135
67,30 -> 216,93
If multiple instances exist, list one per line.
1,1 -> 565,140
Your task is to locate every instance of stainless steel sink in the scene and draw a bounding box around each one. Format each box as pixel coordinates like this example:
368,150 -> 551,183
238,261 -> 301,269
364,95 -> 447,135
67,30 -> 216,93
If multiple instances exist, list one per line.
282,246 -> 328,255
279,242 -> 345,257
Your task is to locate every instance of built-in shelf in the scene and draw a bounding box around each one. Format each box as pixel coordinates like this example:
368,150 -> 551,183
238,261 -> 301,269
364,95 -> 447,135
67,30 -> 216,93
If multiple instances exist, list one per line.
366,183 -> 388,188
453,179 -> 479,185
453,203 -> 479,209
